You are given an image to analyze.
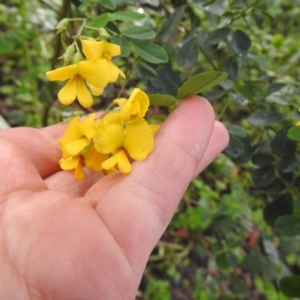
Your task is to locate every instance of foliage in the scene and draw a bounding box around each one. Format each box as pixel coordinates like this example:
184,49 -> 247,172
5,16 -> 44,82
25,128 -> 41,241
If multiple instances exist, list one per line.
1,0 -> 300,298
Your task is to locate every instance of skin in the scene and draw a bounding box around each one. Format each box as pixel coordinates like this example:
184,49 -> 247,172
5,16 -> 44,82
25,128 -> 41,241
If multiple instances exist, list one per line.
0,96 -> 229,300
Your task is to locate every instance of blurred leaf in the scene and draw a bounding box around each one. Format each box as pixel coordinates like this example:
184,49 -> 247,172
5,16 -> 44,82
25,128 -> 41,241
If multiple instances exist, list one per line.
177,72 -> 228,99
176,37 -> 198,68
263,240 -> 279,263
111,11 -> 146,22
247,110 -> 284,127
224,135 -> 244,158
110,35 -> 131,57
261,177 -> 286,194
149,94 -> 178,107
277,156 -> 298,173
280,276 -> 300,297
216,251 -> 238,269
267,82 -> 286,95
287,126 -> 300,141
159,5 -> 186,43
264,193 -> 293,226
78,0 -> 93,9
97,0 -> 116,10
227,59 -> 239,80
207,27 -> 231,44
275,215 -> 300,237
252,165 -> 275,188
203,90 -> 225,101
87,13 -> 110,28
229,92 -> 248,106
131,42 -> 168,64
227,125 -> 247,138
241,253 -> 265,273
252,153 -> 274,167
280,171 -> 294,184
272,126 -> 296,157
123,26 -> 155,40
232,29 -> 251,55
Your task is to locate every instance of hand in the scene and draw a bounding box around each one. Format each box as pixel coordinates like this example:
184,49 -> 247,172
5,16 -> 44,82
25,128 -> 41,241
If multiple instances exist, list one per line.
0,96 -> 229,299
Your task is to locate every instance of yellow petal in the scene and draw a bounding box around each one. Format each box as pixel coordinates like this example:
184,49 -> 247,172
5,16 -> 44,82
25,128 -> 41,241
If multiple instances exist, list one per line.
150,124 -> 161,135
58,76 -> 77,105
76,76 -> 93,108
103,42 -> 121,59
93,112 -> 124,153
65,137 -> 90,156
81,40 -> 105,60
107,61 -> 126,82
102,150 -> 131,173
60,156 -> 80,170
46,64 -> 79,81
113,98 -> 127,107
84,146 -> 108,171
78,60 -> 110,88
90,85 -> 104,96
119,88 -> 149,122
78,114 -> 96,139
74,159 -> 85,180
124,118 -> 154,161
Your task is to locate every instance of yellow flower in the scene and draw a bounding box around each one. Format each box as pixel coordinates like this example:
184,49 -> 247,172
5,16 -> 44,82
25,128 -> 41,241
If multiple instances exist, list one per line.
46,59 -> 110,108
93,112 -> 154,173
81,39 -> 125,82
295,120 -> 300,126
113,88 -> 150,122
59,114 -> 108,180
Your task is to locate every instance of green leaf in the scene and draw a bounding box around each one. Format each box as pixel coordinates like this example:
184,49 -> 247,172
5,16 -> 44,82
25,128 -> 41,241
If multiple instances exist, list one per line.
280,276 -> 300,297
227,125 -> 247,138
123,26 -> 155,40
131,42 -> 168,64
216,252 -> 237,269
159,5 -> 186,43
263,193 -> 293,226
261,177 -> 285,194
252,165 -> 275,188
272,126 -> 296,157
78,0 -> 93,10
232,29 -> 251,55
241,253 -> 265,273
176,37 -> 198,68
149,94 -> 178,107
96,0 -> 116,10
247,110 -> 284,127
267,82 -> 286,94
277,156 -> 298,173
177,72 -> 228,99
87,13 -> 111,28
111,11 -> 146,22
275,215 -> 300,237
109,35 -> 131,57
287,126 -> 300,141
224,135 -> 244,158
252,153 -> 274,167
207,27 -> 231,44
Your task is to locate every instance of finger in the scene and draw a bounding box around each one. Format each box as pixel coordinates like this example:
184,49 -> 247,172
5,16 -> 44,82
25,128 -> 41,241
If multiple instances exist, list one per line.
0,138 -> 47,197
86,96 -> 228,276
45,169 -> 105,197
194,120 -> 229,175
0,124 -> 65,178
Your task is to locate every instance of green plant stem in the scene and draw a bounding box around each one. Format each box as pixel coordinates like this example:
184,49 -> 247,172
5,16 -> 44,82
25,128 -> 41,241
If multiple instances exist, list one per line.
217,96 -> 231,120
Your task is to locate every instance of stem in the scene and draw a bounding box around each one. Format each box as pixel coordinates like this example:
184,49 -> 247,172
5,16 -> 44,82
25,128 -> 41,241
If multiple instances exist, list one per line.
217,96 -> 231,120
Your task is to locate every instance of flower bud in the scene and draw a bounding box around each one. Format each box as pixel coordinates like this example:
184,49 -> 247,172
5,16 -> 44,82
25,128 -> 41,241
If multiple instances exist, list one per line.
72,52 -> 84,64
56,18 -> 69,33
63,45 -> 75,65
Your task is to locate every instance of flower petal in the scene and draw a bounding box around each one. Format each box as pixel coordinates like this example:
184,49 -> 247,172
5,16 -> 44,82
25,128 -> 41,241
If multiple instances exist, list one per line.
102,150 -> 132,173
76,76 -> 93,108
74,159 -> 85,180
107,61 -> 126,82
84,147 -> 108,171
94,112 -> 124,153
89,85 -> 104,96
60,156 -> 80,170
78,114 -> 96,139
81,39 -> 105,60
58,76 -> 78,105
78,60 -> 110,88
124,118 -> 154,161
65,137 -> 90,156
46,64 -> 79,81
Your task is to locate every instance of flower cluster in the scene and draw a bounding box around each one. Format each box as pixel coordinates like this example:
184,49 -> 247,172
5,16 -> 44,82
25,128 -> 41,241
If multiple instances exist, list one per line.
47,35 -> 159,179
58,88 -> 159,179
46,39 -> 125,108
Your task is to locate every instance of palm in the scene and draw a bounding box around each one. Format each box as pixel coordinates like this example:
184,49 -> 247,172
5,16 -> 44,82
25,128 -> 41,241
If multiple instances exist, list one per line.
0,97 -> 228,299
